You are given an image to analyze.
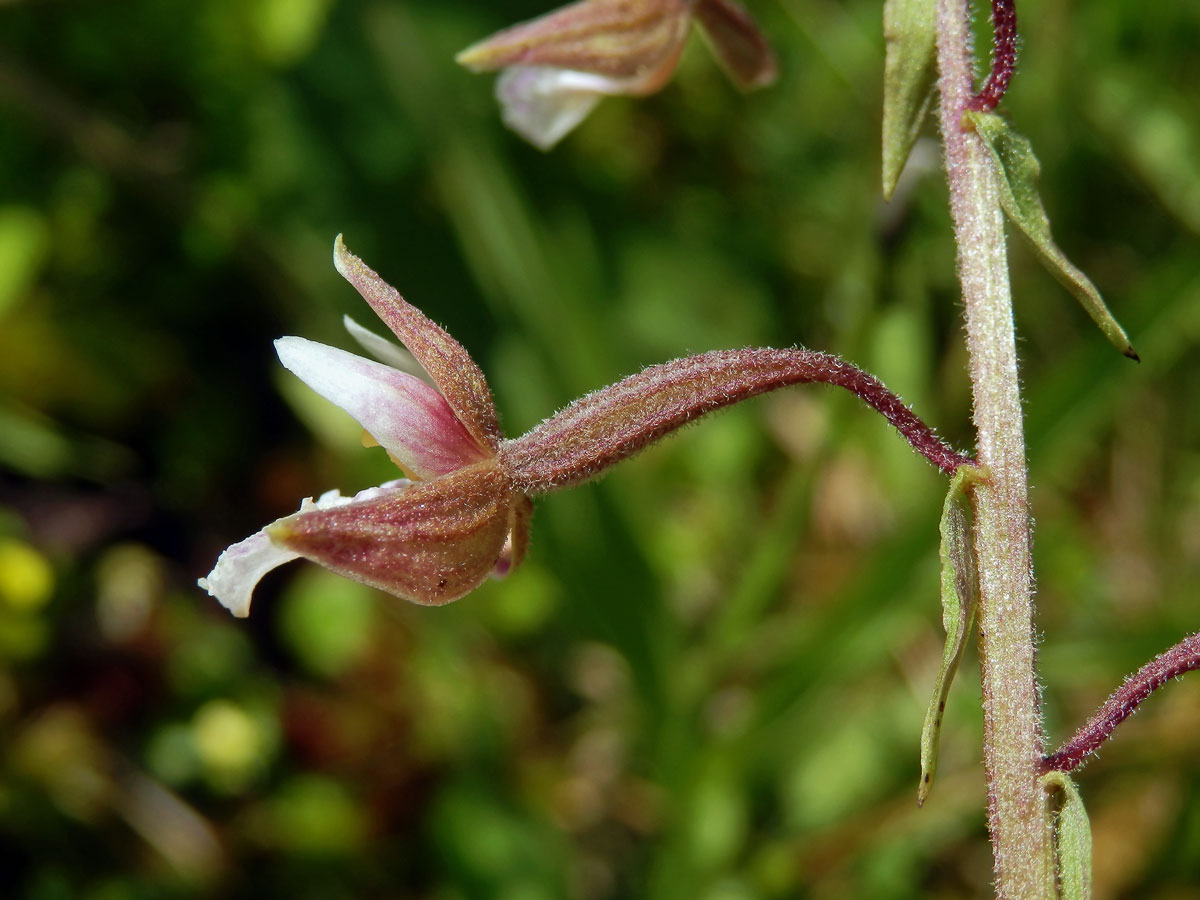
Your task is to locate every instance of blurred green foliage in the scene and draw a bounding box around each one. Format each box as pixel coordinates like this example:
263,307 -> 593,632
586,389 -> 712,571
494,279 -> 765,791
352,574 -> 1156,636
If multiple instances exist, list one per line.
0,1 -> 1198,897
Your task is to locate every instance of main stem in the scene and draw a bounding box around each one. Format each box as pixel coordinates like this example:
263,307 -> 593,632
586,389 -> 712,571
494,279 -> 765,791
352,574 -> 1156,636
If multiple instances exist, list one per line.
935,1 -> 1053,896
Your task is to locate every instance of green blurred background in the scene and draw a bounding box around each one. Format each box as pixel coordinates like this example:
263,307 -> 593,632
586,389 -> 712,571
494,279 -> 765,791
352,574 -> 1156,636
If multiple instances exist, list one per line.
0,1 -> 1198,897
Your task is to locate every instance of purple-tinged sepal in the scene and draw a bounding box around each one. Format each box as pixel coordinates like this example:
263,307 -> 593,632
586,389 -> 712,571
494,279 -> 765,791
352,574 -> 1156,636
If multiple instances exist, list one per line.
692,0 -> 777,90
267,462 -> 516,606
333,235 -> 502,451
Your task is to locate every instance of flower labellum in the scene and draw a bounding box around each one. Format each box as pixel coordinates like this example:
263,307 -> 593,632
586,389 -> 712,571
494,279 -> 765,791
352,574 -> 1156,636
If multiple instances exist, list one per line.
456,0 -> 778,149
200,236 -> 974,618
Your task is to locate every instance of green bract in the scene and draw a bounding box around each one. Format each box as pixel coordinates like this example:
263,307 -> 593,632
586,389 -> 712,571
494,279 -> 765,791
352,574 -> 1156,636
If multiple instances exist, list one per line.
881,0 -> 937,199
919,464 -> 983,806
967,110 -> 1138,360
1040,770 -> 1093,900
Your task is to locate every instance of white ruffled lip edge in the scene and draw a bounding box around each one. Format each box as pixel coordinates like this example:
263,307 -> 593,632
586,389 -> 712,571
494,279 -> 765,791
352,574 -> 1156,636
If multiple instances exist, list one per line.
198,480 -> 410,617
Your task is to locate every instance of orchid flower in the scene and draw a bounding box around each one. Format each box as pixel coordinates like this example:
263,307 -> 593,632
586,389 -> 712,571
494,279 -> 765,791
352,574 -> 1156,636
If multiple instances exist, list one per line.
456,0 -> 778,149
199,235 -> 530,616
200,236 -> 974,618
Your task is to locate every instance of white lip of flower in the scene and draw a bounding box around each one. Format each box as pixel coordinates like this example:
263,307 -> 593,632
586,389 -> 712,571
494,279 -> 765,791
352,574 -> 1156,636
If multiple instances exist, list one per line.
496,67 -> 640,150
198,480 -> 410,618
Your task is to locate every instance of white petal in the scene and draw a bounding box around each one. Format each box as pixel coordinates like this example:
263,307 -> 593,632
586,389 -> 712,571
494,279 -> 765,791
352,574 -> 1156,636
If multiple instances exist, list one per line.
342,315 -> 432,384
495,66 -> 613,150
199,481 -> 412,617
275,337 -> 488,479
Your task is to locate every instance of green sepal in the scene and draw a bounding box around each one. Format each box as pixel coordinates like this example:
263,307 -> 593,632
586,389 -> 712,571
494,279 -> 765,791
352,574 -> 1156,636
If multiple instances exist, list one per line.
882,0 -> 937,199
965,110 -> 1139,361
918,464 -> 984,806
1040,770 -> 1093,900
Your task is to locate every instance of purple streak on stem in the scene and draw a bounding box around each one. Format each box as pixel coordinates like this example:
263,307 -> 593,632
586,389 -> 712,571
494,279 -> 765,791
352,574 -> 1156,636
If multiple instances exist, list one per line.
502,347 -> 975,494
967,0 -> 1017,112
1042,631 -> 1200,773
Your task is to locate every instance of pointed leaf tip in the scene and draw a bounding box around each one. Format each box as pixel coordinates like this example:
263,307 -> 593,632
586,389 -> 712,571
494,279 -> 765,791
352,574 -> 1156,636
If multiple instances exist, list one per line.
882,0 -> 937,199
966,111 -> 1137,359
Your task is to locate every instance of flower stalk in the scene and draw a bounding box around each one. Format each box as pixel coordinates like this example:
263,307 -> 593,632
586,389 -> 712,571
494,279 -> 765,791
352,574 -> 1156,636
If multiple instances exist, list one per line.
1043,632 -> 1200,774
503,348 -> 972,493
936,0 -> 1053,895
968,0 -> 1017,112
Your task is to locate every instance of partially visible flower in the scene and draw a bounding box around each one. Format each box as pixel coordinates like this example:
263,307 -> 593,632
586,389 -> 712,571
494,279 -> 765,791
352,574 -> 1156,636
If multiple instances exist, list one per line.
201,236 -> 973,618
456,0 -> 777,149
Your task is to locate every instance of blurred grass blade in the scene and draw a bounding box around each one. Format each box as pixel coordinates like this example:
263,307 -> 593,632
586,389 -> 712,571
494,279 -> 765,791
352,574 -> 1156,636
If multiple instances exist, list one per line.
881,0 -> 937,199
1040,770 -> 1093,900
918,464 -> 982,806
967,111 -> 1138,360
1087,70 -> 1200,237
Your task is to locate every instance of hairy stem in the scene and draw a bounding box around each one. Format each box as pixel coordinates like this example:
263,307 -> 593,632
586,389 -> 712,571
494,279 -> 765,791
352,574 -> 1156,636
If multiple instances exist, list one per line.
1043,632 -> 1200,773
936,1 -> 1053,896
502,347 -> 973,493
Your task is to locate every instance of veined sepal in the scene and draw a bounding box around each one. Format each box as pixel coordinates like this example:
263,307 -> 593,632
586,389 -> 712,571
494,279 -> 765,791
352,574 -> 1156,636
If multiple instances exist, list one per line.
268,461 -> 517,607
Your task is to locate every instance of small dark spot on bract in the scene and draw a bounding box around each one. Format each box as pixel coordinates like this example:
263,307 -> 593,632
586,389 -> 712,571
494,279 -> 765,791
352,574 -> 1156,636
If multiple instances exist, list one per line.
438,578 -> 447,589
924,773 -> 931,783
